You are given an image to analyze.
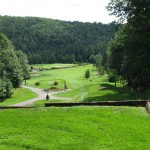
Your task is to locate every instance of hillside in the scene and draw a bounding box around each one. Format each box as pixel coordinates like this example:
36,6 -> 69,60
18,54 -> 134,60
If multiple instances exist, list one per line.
0,16 -> 114,64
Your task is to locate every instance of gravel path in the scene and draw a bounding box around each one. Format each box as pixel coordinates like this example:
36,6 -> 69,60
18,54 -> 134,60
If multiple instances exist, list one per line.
11,86 -> 71,106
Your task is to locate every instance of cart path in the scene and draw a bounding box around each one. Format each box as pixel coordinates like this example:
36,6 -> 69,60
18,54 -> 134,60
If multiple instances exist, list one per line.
11,85 -> 71,106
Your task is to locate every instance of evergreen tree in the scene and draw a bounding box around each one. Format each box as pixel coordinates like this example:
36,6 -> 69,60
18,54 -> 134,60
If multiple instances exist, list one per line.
85,69 -> 90,79
0,32 -> 23,88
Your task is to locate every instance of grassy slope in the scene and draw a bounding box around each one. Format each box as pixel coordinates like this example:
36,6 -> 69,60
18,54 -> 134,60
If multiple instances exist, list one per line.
0,107 -> 150,150
0,88 -> 37,106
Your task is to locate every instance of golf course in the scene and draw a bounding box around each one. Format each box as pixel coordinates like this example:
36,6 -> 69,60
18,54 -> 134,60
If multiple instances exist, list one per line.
0,64 -> 150,149
0,64 -> 137,106
0,0 -> 150,148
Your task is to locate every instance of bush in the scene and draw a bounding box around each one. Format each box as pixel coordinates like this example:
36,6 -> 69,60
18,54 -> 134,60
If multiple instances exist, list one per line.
39,68 -> 43,71
54,81 -> 59,86
85,69 -> 90,79
108,75 -> 116,82
50,87 -> 57,89
35,81 -> 40,86
0,78 -> 13,99
31,66 -> 34,70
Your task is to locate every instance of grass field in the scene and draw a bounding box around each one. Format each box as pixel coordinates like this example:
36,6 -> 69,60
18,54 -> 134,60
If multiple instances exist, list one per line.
0,88 -> 37,106
0,107 -> 150,150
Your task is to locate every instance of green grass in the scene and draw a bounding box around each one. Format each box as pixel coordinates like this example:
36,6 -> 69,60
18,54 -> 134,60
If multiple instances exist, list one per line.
83,83 -> 136,102
0,107 -> 150,149
30,99 -> 69,107
28,64 -> 136,103
30,63 -> 77,70
0,88 -> 37,106
28,64 -> 93,89
0,64 -> 147,149
0,63 -> 137,106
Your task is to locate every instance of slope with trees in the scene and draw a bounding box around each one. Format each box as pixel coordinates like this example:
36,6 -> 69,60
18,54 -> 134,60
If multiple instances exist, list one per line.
0,16 -> 114,64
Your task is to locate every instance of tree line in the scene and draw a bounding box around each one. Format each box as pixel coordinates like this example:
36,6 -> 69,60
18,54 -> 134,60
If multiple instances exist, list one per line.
106,0 -> 150,99
0,32 -> 30,100
0,16 -> 114,65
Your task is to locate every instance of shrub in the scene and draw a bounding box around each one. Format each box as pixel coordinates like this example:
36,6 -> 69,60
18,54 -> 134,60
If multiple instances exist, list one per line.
35,81 -> 40,86
31,66 -> 34,70
50,87 -> 57,89
85,69 -> 90,79
54,81 -> 59,86
0,78 -> 13,99
39,68 -> 43,71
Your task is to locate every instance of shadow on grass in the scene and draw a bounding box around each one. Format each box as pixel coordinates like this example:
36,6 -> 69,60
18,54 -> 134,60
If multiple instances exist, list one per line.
84,83 -> 136,102
0,99 -> 4,103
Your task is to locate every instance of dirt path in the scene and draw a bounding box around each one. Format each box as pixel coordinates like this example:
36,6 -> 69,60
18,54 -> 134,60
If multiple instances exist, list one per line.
11,86 -> 71,106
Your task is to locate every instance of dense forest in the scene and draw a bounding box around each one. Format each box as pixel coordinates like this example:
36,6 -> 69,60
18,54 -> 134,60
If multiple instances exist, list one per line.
0,16 -> 114,64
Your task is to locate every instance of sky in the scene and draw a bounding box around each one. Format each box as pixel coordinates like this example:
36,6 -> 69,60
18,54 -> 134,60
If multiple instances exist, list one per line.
0,0 -> 116,24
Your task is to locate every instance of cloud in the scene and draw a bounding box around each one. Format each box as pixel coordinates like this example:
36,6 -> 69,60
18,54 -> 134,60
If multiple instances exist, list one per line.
69,3 -> 80,8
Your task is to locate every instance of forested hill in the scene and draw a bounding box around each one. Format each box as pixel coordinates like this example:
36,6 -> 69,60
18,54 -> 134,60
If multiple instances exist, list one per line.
0,16 -> 114,64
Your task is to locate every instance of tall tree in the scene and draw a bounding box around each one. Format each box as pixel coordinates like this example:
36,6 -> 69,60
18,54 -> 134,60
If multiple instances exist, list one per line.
0,32 -> 30,99
0,32 -> 23,88
16,50 -> 30,85
107,28 -> 125,76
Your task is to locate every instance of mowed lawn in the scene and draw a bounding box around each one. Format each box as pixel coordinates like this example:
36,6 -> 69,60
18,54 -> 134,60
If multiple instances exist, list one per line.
0,88 -> 37,106
0,107 -> 150,150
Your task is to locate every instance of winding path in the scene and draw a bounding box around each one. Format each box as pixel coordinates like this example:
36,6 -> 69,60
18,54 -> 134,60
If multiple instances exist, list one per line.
11,86 -> 71,106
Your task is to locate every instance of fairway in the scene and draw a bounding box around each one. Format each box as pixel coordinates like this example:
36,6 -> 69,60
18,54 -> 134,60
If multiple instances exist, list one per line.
28,64 -> 136,106
0,88 -> 37,106
0,107 -> 150,150
0,64 -> 137,106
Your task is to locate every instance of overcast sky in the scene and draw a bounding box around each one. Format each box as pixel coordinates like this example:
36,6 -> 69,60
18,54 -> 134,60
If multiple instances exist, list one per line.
0,0 -> 116,23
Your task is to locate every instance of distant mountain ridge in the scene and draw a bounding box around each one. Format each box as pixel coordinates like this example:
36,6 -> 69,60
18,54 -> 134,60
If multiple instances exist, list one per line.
0,15 -> 114,64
